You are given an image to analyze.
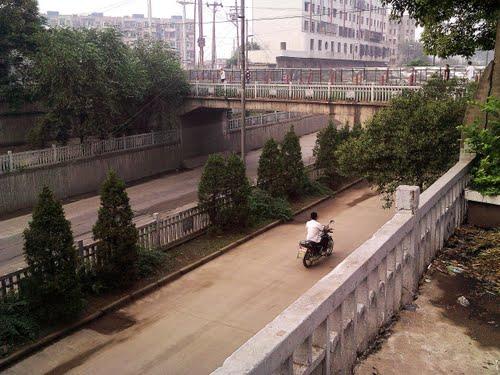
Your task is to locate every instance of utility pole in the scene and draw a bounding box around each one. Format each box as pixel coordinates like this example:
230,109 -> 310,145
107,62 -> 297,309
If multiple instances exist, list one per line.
193,0 -> 196,68
177,0 -> 194,68
206,2 -> 223,69
147,0 -> 153,39
240,0 -> 246,162
198,0 -> 204,67
228,1 -> 240,67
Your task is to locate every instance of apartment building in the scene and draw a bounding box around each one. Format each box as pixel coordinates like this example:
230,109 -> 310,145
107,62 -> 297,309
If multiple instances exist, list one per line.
44,12 -> 196,66
249,0 -> 413,68
387,14 -> 417,65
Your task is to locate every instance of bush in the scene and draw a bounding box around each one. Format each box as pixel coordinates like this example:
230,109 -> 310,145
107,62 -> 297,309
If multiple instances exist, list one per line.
257,138 -> 285,197
0,294 -> 39,356
22,186 -> 83,323
249,189 -> 293,223
462,96 -> 500,196
93,171 -> 139,290
281,126 -> 308,198
136,248 -> 166,279
336,78 -> 465,207
198,154 -> 251,230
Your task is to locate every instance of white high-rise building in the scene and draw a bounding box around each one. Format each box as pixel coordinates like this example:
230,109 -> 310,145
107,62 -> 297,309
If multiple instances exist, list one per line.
249,0 -> 413,67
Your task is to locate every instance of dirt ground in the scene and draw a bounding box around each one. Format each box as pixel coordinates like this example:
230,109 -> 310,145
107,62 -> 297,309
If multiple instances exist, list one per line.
355,226 -> 500,375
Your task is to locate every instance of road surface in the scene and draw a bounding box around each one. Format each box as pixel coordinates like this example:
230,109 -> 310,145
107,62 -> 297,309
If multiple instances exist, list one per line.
6,183 -> 393,375
0,134 -> 317,275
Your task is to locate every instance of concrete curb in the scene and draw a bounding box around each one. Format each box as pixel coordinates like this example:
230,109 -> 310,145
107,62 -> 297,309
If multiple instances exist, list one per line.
0,178 -> 363,371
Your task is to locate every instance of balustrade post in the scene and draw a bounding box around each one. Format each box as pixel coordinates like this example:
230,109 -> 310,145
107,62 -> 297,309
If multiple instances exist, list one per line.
254,82 -> 257,98
52,144 -> 58,163
153,213 -> 161,248
396,185 -> 420,304
7,151 -> 13,171
370,83 -> 375,102
288,81 -> 292,99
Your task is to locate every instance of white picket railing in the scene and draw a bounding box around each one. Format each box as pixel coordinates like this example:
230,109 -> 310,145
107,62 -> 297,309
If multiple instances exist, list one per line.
190,83 -> 420,103
228,112 -> 304,131
212,156 -> 473,374
0,130 -> 179,174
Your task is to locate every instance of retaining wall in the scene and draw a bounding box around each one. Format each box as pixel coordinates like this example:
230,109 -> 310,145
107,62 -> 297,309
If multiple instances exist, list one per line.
0,144 -> 181,215
227,115 -> 329,153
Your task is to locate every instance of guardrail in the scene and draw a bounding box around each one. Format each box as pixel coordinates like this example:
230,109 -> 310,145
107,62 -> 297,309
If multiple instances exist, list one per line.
0,130 -> 179,174
0,163 -> 321,298
187,66 -> 484,85
212,156 -> 473,374
191,82 -> 420,103
228,112 -> 304,131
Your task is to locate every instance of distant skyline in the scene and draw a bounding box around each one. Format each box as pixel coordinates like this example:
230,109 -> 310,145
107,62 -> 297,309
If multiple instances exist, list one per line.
37,1 -> 421,61
37,0 -> 240,58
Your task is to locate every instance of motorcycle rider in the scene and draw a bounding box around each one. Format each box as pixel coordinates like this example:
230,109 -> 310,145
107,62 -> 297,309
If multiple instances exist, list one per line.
305,212 -> 329,254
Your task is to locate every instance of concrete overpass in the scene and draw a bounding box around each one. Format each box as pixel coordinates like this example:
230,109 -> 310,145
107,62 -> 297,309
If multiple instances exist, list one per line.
183,83 -> 419,125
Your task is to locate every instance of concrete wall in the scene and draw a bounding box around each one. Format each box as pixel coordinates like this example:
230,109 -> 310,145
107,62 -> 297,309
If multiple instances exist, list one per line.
0,144 -> 181,215
0,103 -> 43,147
180,108 -> 227,160
226,115 -> 329,153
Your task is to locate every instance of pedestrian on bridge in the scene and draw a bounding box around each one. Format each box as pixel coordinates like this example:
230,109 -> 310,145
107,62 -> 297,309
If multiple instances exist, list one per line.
220,68 -> 226,83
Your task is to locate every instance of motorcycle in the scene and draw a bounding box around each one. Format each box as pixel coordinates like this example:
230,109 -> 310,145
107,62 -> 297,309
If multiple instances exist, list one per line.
297,220 -> 335,268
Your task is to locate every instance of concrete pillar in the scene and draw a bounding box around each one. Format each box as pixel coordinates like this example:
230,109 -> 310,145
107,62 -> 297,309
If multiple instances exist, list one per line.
396,185 -> 420,214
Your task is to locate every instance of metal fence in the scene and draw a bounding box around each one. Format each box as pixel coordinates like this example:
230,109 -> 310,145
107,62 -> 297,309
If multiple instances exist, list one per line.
0,130 -> 179,174
228,112 -> 304,131
191,82 -> 420,103
187,66 -> 483,85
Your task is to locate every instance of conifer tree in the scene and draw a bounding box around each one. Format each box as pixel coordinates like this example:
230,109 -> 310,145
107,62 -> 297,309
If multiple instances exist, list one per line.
93,171 -> 138,289
281,126 -> 307,198
313,121 -> 340,185
257,138 -> 285,197
23,187 -> 83,322
198,154 -> 227,228
224,154 -> 251,227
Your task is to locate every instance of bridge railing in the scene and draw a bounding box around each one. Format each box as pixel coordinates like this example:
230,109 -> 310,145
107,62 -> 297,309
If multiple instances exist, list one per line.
228,112 -> 304,131
212,156 -> 473,374
190,82 -> 420,103
188,66 -> 483,85
0,130 -> 179,174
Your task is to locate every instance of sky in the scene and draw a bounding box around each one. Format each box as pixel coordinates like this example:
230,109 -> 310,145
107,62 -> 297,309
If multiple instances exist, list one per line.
37,0 -> 242,59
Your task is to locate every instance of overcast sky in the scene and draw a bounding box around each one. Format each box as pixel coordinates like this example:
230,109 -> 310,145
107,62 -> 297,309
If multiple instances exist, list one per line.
37,0 -> 241,58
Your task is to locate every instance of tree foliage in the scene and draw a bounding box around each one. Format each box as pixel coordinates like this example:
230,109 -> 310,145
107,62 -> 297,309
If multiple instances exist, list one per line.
382,0 -> 499,58
281,126 -> 308,198
313,122 -> 354,186
93,171 -> 139,289
227,41 -> 261,67
462,96 -> 500,196
198,154 -> 251,230
22,187 -> 83,322
257,138 -> 285,197
0,0 -> 43,106
336,78 -> 466,207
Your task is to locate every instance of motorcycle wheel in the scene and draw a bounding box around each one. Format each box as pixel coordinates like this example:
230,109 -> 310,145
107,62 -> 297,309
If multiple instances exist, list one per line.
303,250 -> 314,268
326,241 -> 334,256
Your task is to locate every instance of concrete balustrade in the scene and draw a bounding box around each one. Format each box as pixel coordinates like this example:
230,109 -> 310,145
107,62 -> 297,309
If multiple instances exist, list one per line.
190,83 -> 420,104
212,157 -> 472,375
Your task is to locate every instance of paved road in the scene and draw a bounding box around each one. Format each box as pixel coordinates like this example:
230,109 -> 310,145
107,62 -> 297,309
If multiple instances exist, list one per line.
6,183 -> 393,375
0,134 -> 317,275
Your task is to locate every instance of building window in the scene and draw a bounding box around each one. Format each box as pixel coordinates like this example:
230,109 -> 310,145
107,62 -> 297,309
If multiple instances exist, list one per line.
331,41 -> 335,53
311,21 -> 315,32
305,2 -> 309,12
310,39 -> 314,50
318,39 -> 322,50
304,20 -> 309,31
350,44 -> 353,54
325,41 -> 328,50
280,42 -> 287,50
337,42 -> 341,53
344,43 -> 347,53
